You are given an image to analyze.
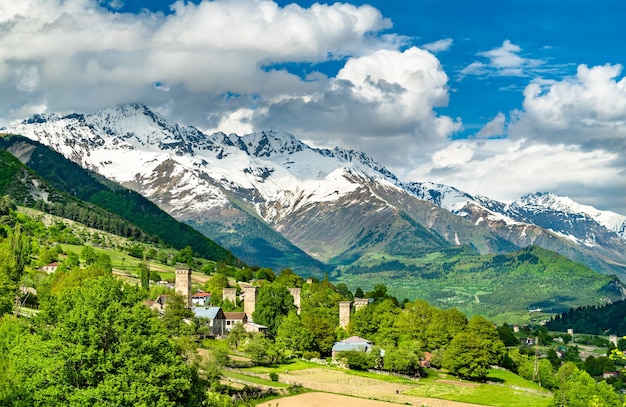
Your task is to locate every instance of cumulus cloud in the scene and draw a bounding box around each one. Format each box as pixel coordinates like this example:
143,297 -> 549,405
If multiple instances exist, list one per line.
248,46 -> 462,166
511,64 -> 626,149
0,0 -> 462,175
413,62 -> 626,214
0,0 -> 398,116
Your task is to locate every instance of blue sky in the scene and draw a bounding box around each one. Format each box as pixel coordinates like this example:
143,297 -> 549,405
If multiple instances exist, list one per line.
1,0 -> 625,214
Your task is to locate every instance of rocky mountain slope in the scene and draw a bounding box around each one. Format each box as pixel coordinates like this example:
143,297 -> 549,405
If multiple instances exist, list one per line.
4,103 -> 625,278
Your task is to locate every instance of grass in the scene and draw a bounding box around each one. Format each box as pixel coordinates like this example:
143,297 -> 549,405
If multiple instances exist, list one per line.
405,369 -> 552,407
245,359 -> 322,375
223,371 -> 290,388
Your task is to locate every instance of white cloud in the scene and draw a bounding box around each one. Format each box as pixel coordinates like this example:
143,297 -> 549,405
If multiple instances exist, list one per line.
248,46 -> 462,166
512,64 -> 626,145
431,141 -> 474,168
460,40 -> 543,78
422,38 -> 453,53
410,138 -> 623,211
474,112 -> 506,139
0,0 -> 399,117
413,62 -> 626,214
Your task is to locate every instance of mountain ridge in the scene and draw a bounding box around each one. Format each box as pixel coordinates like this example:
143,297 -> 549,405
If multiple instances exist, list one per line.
4,103 -> 625,278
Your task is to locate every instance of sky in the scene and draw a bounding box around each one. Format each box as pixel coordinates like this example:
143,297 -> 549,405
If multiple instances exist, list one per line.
1,0 -> 625,214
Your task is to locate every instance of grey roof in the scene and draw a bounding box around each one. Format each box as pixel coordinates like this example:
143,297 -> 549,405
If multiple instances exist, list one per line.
332,342 -> 371,352
192,307 -> 224,319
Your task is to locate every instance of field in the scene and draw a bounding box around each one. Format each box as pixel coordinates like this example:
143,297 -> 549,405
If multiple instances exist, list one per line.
256,392 -> 479,407
247,366 -> 552,407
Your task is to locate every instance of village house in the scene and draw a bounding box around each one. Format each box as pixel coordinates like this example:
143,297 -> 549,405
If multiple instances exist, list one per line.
191,291 -> 211,307
192,307 -> 226,337
150,294 -> 169,313
223,311 -> 247,332
243,322 -> 268,334
40,262 -> 58,274
331,336 -> 377,360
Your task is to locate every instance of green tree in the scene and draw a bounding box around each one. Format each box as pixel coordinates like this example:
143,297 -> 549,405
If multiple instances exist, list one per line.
205,273 -> 229,301
383,348 -> 423,376
161,293 -> 195,336
80,245 -> 97,264
243,335 -> 281,365
93,252 -> 112,273
442,315 -> 506,381
138,261 -> 150,291
553,362 -> 621,406
0,276 -> 207,406
274,268 -> 303,287
336,350 -> 374,370
497,323 -> 519,346
227,322 -> 247,350
276,311 -> 314,356
252,283 -> 295,338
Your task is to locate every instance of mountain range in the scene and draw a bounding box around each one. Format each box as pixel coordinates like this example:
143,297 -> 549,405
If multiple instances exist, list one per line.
3,103 -> 625,281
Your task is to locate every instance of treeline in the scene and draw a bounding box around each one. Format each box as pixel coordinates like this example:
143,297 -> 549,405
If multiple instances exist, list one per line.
0,135 -> 239,265
546,300 -> 626,335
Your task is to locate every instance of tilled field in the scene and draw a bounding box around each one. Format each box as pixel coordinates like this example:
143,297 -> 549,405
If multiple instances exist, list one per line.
260,367 -> 489,407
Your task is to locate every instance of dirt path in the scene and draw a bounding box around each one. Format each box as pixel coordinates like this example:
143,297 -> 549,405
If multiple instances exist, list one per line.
271,368 -> 489,407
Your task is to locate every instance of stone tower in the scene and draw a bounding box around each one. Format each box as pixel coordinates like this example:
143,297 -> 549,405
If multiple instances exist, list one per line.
339,301 -> 352,328
353,298 -> 370,312
175,268 -> 192,307
223,287 -> 237,304
243,286 -> 258,320
288,287 -> 301,315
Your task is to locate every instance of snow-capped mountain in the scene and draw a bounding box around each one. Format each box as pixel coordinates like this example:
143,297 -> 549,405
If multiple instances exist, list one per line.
4,103 -> 625,277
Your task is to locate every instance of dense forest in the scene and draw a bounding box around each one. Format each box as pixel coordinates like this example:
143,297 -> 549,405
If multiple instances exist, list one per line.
546,300 -> 626,336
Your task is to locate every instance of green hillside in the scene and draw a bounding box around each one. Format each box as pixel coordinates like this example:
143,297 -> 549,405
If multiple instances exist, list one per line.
0,135 -> 239,265
333,245 -> 624,324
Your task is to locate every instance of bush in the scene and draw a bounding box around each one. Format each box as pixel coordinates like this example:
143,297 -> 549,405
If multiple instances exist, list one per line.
302,351 -> 320,360
269,372 -> 279,382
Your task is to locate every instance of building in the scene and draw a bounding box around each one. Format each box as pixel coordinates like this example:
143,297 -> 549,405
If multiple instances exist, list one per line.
40,262 -> 58,274
151,294 -> 169,313
175,268 -> 192,307
192,307 -> 226,337
224,311 -> 248,332
191,292 -> 211,307
331,336 -> 377,360
243,322 -> 268,334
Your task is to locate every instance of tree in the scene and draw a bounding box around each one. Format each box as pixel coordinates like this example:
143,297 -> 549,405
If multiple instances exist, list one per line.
553,362 -> 621,407
442,315 -> 506,381
80,245 -> 97,265
161,293 -> 195,336
93,252 -> 112,273
138,261 -> 150,291
205,273 -> 229,302
274,268 -> 303,287
0,276 -> 207,406
243,335 -> 281,365
336,350 -> 374,370
383,348 -> 423,376
227,322 -> 247,350
497,323 -> 519,347
276,311 -> 314,356
251,283 -> 295,337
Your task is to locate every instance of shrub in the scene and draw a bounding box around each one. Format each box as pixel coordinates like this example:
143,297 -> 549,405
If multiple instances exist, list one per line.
269,372 -> 279,382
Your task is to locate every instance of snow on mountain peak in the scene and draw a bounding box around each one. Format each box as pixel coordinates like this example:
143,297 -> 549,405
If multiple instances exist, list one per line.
516,192 -> 626,237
